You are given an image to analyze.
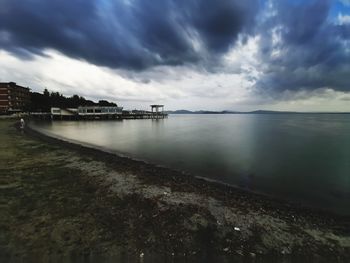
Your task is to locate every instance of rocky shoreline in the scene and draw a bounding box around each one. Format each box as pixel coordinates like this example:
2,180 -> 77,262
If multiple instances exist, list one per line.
1,119 -> 349,262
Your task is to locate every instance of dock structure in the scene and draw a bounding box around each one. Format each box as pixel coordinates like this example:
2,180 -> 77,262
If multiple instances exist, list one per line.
77,106 -> 123,120
150,104 -> 164,114
47,105 -> 167,120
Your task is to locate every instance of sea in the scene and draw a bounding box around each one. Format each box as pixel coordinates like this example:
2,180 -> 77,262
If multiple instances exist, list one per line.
31,114 -> 350,215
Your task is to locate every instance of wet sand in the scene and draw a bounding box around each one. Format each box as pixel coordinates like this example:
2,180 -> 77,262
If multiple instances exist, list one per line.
0,119 -> 349,262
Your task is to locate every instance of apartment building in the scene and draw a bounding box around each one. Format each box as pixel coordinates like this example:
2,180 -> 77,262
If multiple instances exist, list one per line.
0,82 -> 30,113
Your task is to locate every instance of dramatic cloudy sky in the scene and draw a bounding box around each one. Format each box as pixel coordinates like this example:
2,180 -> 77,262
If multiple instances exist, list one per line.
1,0 -> 350,111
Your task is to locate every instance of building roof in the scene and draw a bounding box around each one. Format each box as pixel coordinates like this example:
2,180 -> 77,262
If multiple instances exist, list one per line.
0,82 -> 30,90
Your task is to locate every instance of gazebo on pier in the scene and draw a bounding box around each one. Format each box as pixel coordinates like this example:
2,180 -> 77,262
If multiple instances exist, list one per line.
150,105 -> 164,114
149,105 -> 167,119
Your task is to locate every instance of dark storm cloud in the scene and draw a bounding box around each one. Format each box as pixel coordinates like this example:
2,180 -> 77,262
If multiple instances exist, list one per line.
0,0 -> 258,70
255,0 -> 350,93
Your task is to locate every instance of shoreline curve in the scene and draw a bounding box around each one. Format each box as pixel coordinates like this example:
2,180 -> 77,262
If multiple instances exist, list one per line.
25,121 -> 349,220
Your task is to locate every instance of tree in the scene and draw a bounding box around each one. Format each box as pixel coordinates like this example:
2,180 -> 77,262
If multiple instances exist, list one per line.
29,88 -> 118,112
98,100 -> 116,106
43,88 -> 50,97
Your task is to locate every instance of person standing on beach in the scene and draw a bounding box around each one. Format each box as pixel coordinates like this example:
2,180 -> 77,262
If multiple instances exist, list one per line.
20,118 -> 25,129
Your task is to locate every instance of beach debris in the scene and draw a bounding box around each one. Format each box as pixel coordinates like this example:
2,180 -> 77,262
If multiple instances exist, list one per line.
234,227 -> 240,231
152,213 -> 159,218
223,247 -> 229,252
163,191 -> 169,195
140,252 -> 144,257
281,247 -> 291,255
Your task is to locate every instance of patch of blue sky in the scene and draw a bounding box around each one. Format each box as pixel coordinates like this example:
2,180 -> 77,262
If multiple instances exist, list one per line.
330,0 -> 350,19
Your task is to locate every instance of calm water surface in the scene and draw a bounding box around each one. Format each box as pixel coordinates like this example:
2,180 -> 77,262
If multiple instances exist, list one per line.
32,114 -> 350,215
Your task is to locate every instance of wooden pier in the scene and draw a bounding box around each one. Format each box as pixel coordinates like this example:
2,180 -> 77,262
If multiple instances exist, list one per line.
30,112 -> 168,121
30,105 -> 168,121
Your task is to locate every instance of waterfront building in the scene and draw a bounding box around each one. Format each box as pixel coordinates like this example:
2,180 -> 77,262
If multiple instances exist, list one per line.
77,106 -> 123,115
49,105 -> 167,120
51,107 -> 78,116
50,106 -> 123,119
0,82 -> 30,113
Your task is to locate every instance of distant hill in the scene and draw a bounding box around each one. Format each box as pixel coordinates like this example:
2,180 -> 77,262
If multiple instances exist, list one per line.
249,110 -> 296,114
166,110 -> 239,114
166,109 -> 278,114
166,110 -> 350,114
166,110 -> 194,114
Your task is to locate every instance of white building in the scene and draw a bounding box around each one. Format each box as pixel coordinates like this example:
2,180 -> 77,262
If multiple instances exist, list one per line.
77,106 -> 123,116
51,107 -> 77,116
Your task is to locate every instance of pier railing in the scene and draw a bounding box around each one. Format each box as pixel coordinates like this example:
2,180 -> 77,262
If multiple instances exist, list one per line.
30,111 -> 168,120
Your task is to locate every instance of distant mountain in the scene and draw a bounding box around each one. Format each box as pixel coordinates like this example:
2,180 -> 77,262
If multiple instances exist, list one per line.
166,109 -> 255,114
166,109 -> 238,114
249,110 -> 296,114
166,110 -> 194,114
166,110 -> 350,114
167,109 -> 259,114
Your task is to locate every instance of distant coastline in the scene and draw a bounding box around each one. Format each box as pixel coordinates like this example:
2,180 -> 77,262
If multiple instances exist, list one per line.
167,110 -> 350,114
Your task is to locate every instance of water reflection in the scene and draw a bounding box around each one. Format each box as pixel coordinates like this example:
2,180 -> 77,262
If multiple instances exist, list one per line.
31,114 -> 350,215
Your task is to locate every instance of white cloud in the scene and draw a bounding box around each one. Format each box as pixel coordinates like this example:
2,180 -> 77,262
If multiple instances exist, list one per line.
1,40 -> 350,112
337,13 -> 350,25
0,49 -> 168,108
0,47 -> 257,111
250,88 -> 350,112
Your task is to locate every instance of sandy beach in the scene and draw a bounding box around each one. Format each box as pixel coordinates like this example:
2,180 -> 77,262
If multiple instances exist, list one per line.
0,119 -> 349,262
